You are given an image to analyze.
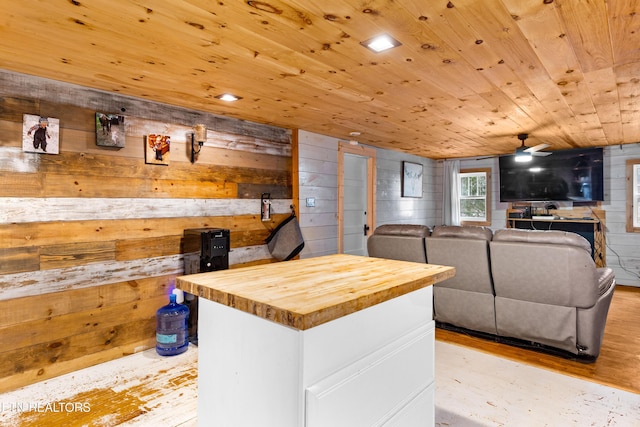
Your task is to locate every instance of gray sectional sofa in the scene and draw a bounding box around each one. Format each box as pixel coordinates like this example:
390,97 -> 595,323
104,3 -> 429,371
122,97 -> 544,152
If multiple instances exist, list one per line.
366,224 -> 616,360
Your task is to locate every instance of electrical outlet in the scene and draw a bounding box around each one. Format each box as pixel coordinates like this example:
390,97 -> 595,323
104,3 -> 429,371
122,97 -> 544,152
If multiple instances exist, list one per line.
306,197 -> 316,207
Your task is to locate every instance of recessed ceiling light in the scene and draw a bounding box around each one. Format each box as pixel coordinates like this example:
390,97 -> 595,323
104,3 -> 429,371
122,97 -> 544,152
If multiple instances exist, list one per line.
361,34 -> 402,53
349,131 -> 361,137
215,93 -> 242,102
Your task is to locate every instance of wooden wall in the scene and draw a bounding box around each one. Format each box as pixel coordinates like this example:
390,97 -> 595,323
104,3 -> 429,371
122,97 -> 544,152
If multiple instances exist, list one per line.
0,71 -> 292,392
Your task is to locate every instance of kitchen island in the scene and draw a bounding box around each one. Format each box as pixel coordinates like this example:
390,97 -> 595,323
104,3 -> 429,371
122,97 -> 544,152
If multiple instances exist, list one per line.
176,254 -> 455,427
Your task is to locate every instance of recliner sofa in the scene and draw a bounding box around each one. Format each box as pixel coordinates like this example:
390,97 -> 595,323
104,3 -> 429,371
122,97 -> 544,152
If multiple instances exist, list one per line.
489,228 -> 615,358
366,224 -> 616,360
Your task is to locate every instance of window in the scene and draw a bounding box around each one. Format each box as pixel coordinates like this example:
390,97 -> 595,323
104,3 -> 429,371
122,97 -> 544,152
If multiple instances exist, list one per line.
626,159 -> 640,232
458,168 -> 491,226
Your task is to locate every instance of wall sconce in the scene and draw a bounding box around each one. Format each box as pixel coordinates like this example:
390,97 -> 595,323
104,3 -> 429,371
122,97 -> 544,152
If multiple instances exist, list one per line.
191,124 -> 207,163
261,193 -> 271,221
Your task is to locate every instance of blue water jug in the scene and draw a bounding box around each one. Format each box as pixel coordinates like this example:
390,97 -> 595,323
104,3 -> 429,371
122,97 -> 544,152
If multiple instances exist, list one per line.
156,293 -> 189,356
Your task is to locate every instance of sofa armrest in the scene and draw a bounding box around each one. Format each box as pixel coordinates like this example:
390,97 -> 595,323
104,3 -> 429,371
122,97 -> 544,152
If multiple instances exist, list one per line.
596,267 -> 615,296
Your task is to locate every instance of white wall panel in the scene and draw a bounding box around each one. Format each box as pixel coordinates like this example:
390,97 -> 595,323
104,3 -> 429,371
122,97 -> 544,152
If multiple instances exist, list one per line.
297,131 -> 439,258
298,130 -> 639,286
374,148 -> 439,228
460,146 -> 640,287
297,130 -> 340,259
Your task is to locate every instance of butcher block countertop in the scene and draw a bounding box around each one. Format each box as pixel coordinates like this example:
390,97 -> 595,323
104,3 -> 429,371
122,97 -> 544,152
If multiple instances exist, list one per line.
176,254 -> 455,330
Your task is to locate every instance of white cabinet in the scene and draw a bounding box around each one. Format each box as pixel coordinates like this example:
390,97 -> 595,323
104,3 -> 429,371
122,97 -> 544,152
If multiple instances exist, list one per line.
197,286 -> 434,427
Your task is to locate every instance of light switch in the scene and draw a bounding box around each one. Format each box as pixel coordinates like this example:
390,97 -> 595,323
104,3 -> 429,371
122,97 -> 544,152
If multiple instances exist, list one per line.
306,197 -> 316,207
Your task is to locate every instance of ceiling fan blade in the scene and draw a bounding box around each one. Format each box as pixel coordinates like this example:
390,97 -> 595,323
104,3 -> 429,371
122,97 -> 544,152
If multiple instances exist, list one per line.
532,151 -> 551,157
524,143 -> 550,153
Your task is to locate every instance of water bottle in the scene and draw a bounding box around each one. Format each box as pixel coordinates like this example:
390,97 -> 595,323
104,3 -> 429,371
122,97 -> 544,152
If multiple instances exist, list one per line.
156,293 -> 189,356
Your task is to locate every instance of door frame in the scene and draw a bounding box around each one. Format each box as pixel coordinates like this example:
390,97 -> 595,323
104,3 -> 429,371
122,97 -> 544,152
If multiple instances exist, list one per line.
338,142 -> 376,254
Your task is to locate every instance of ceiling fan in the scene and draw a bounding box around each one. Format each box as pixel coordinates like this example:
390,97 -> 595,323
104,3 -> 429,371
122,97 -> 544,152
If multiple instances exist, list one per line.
514,133 -> 551,162
475,132 -> 552,161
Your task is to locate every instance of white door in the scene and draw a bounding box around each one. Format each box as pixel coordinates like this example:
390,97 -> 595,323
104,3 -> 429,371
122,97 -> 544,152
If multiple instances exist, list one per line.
343,153 -> 369,255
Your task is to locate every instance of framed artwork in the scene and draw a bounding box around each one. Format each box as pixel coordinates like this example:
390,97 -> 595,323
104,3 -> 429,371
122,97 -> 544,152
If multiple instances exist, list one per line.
402,161 -> 423,198
145,134 -> 170,165
22,114 -> 60,154
96,112 -> 126,148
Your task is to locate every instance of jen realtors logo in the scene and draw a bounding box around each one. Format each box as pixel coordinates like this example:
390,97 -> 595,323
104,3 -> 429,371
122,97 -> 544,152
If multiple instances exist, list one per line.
1,401 -> 91,413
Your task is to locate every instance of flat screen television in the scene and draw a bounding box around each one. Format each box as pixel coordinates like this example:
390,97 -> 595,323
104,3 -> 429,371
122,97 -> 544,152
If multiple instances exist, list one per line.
499,147 -> 604,202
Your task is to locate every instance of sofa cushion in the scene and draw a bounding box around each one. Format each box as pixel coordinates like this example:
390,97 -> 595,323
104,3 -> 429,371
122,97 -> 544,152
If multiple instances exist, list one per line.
490,230 -> 598,308
367,224 -> 429,263
372,224 -> 431,238
426,225 -> 495,329
492,228 -> 591,254
431,225 -> 492,241
426,238 -> 493,293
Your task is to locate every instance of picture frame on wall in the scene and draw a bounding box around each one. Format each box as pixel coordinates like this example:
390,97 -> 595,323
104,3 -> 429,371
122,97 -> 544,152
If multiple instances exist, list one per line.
145,134 -> 171,165
22,114 -> 60,154
402,161 -> 423,198
95,112 -> 126,148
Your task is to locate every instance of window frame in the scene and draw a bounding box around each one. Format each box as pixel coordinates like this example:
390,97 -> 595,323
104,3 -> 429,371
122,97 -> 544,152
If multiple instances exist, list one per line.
626,159 -> 640,232
458,167 -> 491,226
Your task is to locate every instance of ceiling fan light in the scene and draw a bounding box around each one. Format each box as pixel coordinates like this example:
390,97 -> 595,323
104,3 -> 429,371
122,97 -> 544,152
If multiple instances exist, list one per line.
514,147 -> 532,162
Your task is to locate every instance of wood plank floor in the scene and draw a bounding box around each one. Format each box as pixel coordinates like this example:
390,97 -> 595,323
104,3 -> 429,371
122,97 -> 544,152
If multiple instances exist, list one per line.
0,286 -> 637,426
0,346 -> 198,427
436,285 -> 640,394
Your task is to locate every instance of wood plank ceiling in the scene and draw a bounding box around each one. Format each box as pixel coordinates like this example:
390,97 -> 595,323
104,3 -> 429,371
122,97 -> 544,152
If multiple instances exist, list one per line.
1,0 -> 640,159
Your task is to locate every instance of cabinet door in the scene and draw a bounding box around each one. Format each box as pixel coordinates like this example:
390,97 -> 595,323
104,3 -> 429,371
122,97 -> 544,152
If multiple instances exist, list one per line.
384,384 -> 434,427
305,324 -> 434,427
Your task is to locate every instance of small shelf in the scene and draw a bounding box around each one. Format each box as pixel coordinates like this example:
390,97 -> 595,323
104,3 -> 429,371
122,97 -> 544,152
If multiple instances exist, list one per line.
509,217 -> 600,224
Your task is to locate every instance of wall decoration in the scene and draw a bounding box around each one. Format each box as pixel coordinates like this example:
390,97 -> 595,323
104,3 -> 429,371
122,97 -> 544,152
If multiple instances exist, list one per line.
402,161 -> 423,198
22,114 -> 60,154
96,112 -> 126,148
145,134 -> 171,165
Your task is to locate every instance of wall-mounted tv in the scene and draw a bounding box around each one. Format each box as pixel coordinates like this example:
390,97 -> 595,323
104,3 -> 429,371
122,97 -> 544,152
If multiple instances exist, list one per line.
499,147 -> 604,202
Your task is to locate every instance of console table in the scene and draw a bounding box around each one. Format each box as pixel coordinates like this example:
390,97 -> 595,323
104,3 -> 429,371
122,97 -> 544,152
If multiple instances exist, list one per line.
176,254 -> 455,427
506,210 -> 606,267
